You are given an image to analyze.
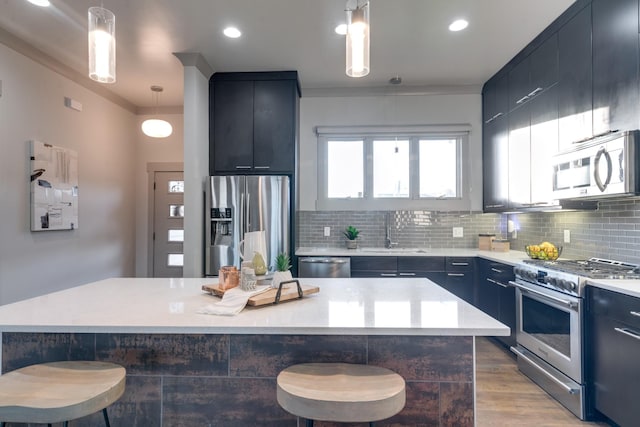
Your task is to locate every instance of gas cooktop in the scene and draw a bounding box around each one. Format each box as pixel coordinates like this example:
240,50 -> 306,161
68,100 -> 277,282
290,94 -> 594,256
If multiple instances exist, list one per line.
523,257 -> 640,280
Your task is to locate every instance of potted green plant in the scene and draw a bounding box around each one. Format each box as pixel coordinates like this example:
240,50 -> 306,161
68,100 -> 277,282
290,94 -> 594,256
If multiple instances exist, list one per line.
271,252 -> 293,289
343,225 -> 360,249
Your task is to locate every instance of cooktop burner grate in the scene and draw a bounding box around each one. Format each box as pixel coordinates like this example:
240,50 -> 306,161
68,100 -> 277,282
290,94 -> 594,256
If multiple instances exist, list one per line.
523,257 -> 640,279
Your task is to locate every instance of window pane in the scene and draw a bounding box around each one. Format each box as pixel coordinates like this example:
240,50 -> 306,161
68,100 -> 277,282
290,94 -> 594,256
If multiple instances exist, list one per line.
419,139 -> 458,198
167,253 -> 184,267
328,140 -> 363,198
168,180 -> 184,193
169,205 -> 184,217
168,229 -> 184,242
373,139 -> 409,198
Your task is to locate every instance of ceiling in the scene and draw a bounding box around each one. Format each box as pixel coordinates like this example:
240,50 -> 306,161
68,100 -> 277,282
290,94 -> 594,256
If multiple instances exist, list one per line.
0,0 -> 575,109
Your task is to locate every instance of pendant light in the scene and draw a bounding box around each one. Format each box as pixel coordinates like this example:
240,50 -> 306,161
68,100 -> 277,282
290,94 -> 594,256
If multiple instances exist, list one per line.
345,0 -> 370,78
142,86 -> 173,138
88,6 -> 116,83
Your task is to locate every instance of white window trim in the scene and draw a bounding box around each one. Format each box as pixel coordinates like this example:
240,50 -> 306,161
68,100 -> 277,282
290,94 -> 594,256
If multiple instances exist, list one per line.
316,125 -> 473,211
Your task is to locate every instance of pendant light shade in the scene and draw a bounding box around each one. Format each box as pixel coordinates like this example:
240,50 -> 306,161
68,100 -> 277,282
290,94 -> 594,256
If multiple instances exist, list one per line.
88,7 -> 116,84
346,0 -> 370,78
142,86 -> 173,138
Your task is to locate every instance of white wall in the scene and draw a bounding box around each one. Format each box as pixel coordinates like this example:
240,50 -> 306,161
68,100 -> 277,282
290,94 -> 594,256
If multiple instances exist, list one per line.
134,113 -> 184,277
0,43 -> 138,304
298,93 -> 483,211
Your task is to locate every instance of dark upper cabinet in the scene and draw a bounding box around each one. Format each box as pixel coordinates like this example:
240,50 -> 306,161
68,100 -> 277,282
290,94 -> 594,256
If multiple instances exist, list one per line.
210,71 -> 300,175
558,4 -> 592,150
483,74 -> 509,124
508,33 -> 559,111
529,84 -> 559,206
483,114 -> 509,212
592,0 -> 639,136
507,102 -> 531,209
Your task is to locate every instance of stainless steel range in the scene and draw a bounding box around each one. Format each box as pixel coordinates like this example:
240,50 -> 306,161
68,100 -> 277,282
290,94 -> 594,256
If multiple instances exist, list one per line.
510,258 -> 640,420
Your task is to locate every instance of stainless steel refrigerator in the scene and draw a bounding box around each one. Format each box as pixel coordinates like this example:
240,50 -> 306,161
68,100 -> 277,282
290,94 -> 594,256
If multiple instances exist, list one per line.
205,175 -> 290,276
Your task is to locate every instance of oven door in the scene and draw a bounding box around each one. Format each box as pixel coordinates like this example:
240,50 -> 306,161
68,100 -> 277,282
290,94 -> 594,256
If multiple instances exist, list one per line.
511,280 -> 582,383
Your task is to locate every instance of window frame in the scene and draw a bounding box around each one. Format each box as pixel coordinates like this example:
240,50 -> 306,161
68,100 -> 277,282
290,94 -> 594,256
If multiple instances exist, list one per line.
317,126 -> 471,211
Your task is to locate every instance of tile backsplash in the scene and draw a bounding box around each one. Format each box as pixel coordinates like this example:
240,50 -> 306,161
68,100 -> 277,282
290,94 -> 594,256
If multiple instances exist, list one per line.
297,198 -> 640,265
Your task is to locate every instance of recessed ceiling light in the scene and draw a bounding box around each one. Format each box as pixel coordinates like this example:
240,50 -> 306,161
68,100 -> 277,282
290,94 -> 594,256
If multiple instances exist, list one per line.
223,27 -> 242,38
26,0 -> 50,6
335,24 -> 347,35
449,19 -> 469,32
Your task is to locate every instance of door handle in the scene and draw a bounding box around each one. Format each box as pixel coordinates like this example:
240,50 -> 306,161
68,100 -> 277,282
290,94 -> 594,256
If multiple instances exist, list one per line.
527,87 -> 543,97
516,95 -> 530,104
509,281 -> 577,309
254,166 -> 270,169
451,262 -> 469,266
235,166 -> 252,169
447,273 -> 465,277
630,311 -> 640,317
399,272 -> 416,276
491,268 -> 504,273
594,147 -> 612,192
380,273 -> 397,277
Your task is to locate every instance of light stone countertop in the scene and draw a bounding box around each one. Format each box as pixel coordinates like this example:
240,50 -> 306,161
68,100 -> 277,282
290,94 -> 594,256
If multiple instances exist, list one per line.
296,247 -> 528,266
0,277 -> 509,337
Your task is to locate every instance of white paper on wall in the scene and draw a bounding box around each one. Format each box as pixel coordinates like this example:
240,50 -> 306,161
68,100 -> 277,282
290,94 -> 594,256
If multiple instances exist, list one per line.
30,140 -> 79,231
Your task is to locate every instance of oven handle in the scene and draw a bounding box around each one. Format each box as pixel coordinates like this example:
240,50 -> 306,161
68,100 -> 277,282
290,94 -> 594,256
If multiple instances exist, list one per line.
509,281 -> 578,310
510,346 -> 579,395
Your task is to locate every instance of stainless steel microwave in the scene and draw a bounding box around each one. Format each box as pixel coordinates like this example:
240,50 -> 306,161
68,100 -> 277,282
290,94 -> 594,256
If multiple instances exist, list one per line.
552,130 -> 640,200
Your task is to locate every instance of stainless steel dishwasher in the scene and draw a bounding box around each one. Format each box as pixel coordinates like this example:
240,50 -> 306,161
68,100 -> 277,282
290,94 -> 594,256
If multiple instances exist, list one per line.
298,257 -> 351,278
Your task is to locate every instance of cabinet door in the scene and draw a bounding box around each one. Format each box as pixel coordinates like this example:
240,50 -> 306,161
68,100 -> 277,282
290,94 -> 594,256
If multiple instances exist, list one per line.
507,102 -> 531,208
508,58 -> 531,111
476,260 -> 500,319
444,272 -> 475,304
497,283 -> 517,347
592,0 -> 639,135
591,314 -> 640,427
558,4 -> 592,150
212,80 -> 254,173
529,84 -> 559,205
253,80 -> 297,173
529,33 -> 559,97
350,256 -> 397,277
483,115 -> 509,212
483,75 -> 509,124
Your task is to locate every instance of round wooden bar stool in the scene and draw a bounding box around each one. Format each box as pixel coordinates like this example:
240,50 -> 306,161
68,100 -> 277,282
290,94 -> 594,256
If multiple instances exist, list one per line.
277,363 -> 406,426
0,361 -> 126,427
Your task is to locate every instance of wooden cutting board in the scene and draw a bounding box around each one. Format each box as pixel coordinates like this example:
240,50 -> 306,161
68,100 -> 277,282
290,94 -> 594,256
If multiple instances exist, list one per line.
201,282 -> 319,306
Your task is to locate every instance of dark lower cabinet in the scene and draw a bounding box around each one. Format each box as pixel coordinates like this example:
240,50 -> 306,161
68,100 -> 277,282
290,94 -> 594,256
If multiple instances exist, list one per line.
350,256 -> 398,278
588,287 -> 640,427
442,257 -> 475,303
477,259 -> 516,347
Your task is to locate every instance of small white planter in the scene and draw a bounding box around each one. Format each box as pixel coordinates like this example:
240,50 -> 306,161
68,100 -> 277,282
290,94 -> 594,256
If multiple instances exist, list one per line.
346,240 -> 358,249
271,270 -> 293,289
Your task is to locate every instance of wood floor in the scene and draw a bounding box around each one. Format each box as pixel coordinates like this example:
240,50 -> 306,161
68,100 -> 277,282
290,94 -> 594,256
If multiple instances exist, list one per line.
475,337 -> 611,427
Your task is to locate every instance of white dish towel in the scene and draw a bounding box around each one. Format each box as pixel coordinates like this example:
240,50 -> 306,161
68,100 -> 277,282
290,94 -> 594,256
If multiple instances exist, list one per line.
197,285 -> 271,316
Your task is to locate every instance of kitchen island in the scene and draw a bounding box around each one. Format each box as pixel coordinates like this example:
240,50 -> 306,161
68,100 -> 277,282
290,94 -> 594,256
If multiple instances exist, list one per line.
0,277 -> 508,426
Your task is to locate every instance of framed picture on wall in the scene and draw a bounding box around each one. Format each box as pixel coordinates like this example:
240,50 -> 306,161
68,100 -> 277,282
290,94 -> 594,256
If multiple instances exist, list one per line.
30,140 -> 79,231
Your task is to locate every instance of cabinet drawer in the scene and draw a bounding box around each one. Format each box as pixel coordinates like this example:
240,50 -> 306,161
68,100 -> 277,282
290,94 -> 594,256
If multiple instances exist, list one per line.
397,256 -> 445,273
446,257 -> 475,272
590,287 -> 640,328
350,256 -> 397,272
485,262 -> 514,285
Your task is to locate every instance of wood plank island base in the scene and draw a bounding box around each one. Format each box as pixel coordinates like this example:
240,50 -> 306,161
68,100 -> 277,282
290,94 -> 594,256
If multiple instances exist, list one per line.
0,278 -> 509,426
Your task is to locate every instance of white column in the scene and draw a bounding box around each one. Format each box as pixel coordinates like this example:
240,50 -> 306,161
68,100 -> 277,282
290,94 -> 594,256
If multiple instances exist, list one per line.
173,53 -> 213,277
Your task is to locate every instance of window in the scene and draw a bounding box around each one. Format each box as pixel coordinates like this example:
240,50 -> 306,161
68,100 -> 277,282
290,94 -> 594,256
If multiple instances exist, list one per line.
317,126 -> 470,210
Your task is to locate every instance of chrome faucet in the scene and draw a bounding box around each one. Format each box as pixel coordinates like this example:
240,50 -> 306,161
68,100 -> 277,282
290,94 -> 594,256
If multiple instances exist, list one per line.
385,212 -> 398,249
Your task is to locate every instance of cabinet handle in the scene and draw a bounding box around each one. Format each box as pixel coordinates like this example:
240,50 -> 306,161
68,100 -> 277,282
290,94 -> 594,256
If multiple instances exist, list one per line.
447,273 -> 465,277
630,311 -> 640,318
484,112 -> 504,124
254,166 -> 271,169
235,166 -> 252,169
527,87 -> 543,97
485,204 -> 505,208
516,95 -> 529,104
399,273 -> 416,276
614,327 -> 640,342
491,268 -> 504,274
486,278 -> 497,284
451,262 -> 469,266
380,273 -> 397,277
495,281 -> 508,288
